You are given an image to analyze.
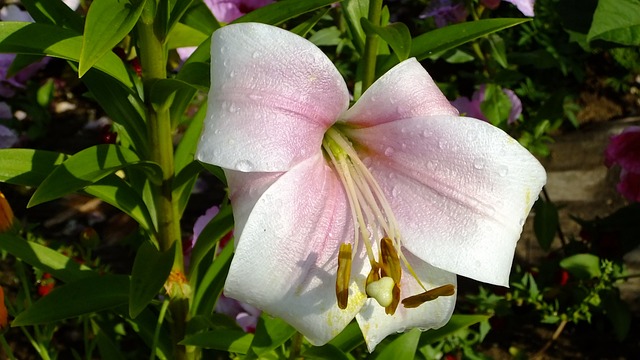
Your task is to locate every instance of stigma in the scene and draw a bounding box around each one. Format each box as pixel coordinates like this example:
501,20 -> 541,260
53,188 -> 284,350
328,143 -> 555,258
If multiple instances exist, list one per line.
323,127 -> 455,314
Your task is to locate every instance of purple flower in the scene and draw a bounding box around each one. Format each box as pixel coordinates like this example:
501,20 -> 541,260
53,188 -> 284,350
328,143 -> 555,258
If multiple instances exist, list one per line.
503,0 -> 535,17
215,293 -> 261,333
183,205 -> 221,271
0,121 -> 18,149
451,85 -> 522,125
204,0 -> 274,23
605,126 -> 640,202
420,0 -> 468,28
0,5 -> 49,98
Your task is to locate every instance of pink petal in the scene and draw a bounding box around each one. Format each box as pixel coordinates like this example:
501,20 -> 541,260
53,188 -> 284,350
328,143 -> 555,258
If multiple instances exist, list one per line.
503,0 -> 535,17
605,126 -> 640,172
342,59 -> 458,127
196,23 -> 349,172
347,115 -> 546,286
617,169 -> 640,202
223,154 -> 368,345
356,251 -> 456,352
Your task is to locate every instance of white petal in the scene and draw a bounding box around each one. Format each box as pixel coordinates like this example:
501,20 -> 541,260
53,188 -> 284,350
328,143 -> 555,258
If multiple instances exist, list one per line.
348,116 -> 546,286
224,154 -> 369,345
196,23 -> 350,172
342,58 -> 458,127
356,251 -> 457,352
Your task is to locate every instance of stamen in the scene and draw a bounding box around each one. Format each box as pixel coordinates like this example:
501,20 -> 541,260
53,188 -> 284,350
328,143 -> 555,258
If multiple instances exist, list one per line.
401,284 -> 456,308
336,243 -> 352,309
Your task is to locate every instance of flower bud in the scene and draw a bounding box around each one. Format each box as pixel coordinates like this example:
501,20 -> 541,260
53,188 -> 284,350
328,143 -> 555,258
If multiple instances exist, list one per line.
0,191 -> 15,233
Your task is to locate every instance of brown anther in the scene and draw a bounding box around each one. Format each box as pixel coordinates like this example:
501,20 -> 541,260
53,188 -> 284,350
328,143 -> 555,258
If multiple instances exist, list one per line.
379,237 -> 401,284
401,284 -> 456,308
336,243 -> 352,310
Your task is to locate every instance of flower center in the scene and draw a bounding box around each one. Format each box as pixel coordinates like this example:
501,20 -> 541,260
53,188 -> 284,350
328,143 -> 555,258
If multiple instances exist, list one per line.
322,127 -> 454,315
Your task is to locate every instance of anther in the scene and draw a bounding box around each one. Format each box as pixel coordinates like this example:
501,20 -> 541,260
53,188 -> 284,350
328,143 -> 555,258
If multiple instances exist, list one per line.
336,243 -> 352,310
401,284 -> 456,308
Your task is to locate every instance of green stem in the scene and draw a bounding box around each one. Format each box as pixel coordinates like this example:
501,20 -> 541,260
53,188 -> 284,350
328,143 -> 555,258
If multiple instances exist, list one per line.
0,335 -> 17,360
361,0 -> 384,93
136,3 -> 188,359
288,332 -> 304,360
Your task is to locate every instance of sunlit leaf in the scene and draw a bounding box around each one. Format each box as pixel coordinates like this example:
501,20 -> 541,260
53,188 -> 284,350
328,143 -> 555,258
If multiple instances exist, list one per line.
129,242 -> 175,318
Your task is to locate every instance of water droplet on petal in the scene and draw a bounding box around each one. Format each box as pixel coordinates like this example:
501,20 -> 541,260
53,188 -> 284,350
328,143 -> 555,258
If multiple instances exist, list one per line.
252,51 -> 260,58
499,166 -> 509,177
473,160 -> 485,170
235,160 -> 254,172
422,130 -> 431,138
229,104 -> 238,113
519,217 -> 526,226
427,161 -> 436,171
438,139 -> 447,149
384,147 -> 395,156
391,186 -> 399,197
229,71 -> 236,78
249,94 -> 261,100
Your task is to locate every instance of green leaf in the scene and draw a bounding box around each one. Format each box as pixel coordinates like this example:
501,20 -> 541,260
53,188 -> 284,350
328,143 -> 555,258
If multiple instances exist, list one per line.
488,34 -> 508,68
361,19 -> 411,61
328,320 -> 364,352
0,22 -> 133,88
29,144 -> 162,207
559,254 -> 601,280
247,316 -> 297,358
83,175 -> 156,232
480,84 -> 512,126
93,321 -> 127,360
587,0 -> 640,46
187,205 -> 233,277
419,314 -> 491,346
166,22 -> 208,50
124,307 -> 172,360
302,344 -> 350,360
309,26 -> 343,46
180,329 -> 253,353
82,70 -> 148,156
79,0 -> 147,77
192,242 -> 233,315
291,8 -> 331,37
233,0 -> 340,25
149,79 -> 196,112
129,242 -> 175,318
12,274 -> 130,326
601,291 -> 631,341
374,329 -> 420,360
177,61 -> 210,89
20,0 -> 84,32
0,233 -> 95,283
533,198 -> 559,251
0,149 -> 66,187
342,0 -> 369,53
175,103 -> 206,173
167,0 -> 196,35
180,1 -> 220,35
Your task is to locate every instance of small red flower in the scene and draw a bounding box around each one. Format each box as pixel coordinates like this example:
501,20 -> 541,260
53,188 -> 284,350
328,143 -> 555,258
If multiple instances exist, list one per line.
0,286 -> 8,329
38,273 -> 55,297
558,269 -> 570,286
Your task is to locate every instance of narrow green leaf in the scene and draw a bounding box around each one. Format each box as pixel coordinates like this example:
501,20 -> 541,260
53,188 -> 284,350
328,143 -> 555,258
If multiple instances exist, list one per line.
248,316 -> 297,358
92,321 -> 127,360
192,242 -> 233,315
291,8 -> 331,37
29,144 -> 162,207
0,149 -> 66,186
0,233 -> 95,283
302,344 -> 350,360
328,320 -> 364,352
177,61 -> 210,89
0,22 -> 133,88
361,19 -> 411,61
180,329 -> 253,353
12,274 -> 130,326
533,199 -> 559,251
342,0 -> 369,53
488,33 -> 508,68
180,1 -> 220,35
82,70 -> 148,156
309,26 -> 343,46
233,0 -> 340,25
156,0 -> 171,42
20,0 -> 84,32
122,306 -> 172,360
166,22 -> 208,50
601,291 -> 631,341
84,175 -> 156,232
175,103 -> 206,173
173,161 -> 202,217
480,83 -> 512,126
587,0 -> 640,46
374,329 -> 420,360
168,0 -> 196,35
559,254 -> 601,279
79,0 -> 147,77
129,242 -> 175,318
418,314 -> 491,346
149,78 -> 197,116
187,205 -> 233,278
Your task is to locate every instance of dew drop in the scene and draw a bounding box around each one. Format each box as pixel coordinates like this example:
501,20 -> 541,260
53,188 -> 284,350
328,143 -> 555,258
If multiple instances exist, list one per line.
249,94 -> 261,100
229,70 -> 236,78
427,161 -> 436,171
438,139 -> 447,149
384,147 -> 395,156
229,104 -> 238,113
213,129 -> 220,135
473,160 -> 485,170
518,217 -> 526,226
252,51 -> 260,59
235,160 -> 254,172
498,166 -> 509,177
391,186 -> 399,198
222,59 -> 229,67
396,105 -> 407,114
422,129 -> 431,138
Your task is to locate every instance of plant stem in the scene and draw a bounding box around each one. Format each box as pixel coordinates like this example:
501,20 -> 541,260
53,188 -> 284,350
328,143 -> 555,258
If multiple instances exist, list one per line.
136,3 -> 188,359
288,332 -> 304,360
361,0 -> 384,93
533,318 -> 567,359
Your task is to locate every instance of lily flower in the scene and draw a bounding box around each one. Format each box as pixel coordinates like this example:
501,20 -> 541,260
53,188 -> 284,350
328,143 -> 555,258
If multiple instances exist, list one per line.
196,23 -> 546,351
